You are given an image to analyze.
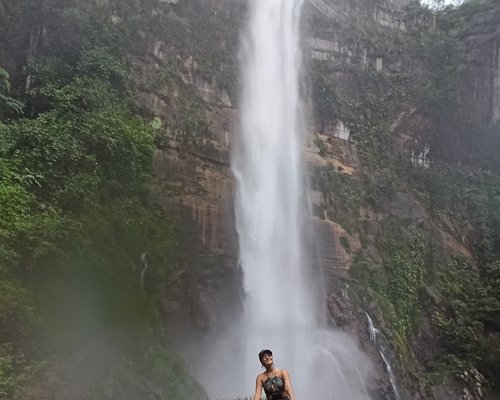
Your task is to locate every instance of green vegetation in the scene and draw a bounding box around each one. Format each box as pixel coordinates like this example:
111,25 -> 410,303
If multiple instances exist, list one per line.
383,234 -> 425,339
0,1 -> 212,398
311,62 -> 338,135
406,165 -> 500,390
82,342 -> 208,400
350,222 -> 427,346
348,165 -> 500,393
430,259 -> 500,378
311,166 -> 361,232
309,0 -> 500,395
0,68 -> 24,116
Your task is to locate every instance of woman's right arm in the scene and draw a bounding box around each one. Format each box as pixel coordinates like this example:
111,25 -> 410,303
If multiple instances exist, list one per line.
253,375 -> 263,400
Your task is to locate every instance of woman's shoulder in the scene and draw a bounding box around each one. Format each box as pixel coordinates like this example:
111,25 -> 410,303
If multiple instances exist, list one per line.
257,371 -> 267,381
277,368 -> 292,379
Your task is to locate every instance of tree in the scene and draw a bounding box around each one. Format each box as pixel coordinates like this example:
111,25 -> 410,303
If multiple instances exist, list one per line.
0,68 -> 23,116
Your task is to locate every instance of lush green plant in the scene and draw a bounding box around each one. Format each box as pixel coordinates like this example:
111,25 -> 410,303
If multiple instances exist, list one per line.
0,351 -> 18,399
385,235 -> 425,338
0,23 -> 191,395
0,68 -> 23,117
430,258 -> 500,389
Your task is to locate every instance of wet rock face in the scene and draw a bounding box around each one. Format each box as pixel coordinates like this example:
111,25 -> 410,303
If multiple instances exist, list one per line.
313,217 -> 362,277
149,108 -> 241,341
303,0 -> 410,68
139,0 -> 499,399
458,6 -> 500,126
129,0 -> 247,341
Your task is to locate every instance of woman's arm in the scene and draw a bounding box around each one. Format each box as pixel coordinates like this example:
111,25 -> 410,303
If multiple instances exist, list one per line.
253,374 -> 263,400
282,370 -> 296,400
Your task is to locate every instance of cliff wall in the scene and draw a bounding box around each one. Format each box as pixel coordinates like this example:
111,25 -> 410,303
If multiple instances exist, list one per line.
143,0 -> 500,398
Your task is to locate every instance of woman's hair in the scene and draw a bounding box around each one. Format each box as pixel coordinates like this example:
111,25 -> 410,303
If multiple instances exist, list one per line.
258,349 -> 273,362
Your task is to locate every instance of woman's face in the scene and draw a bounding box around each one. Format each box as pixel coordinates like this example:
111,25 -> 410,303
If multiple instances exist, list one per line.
261,353 -> 273,366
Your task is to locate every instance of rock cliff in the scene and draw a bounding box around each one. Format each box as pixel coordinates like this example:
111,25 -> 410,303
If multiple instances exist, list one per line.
142,0 -> 500,399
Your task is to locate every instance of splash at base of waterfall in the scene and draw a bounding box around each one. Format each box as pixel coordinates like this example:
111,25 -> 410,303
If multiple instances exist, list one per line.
189,325 -> 373,399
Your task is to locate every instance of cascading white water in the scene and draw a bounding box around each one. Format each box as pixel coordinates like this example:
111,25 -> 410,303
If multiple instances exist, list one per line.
233,0 -> 313,374
366,313 -> 401,400
366,312 -> 380,343
232,0 -> 316,393
190,1 -> 374,399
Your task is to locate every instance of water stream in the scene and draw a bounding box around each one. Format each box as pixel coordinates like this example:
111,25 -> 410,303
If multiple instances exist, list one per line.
191,1 -> 373,398
365,313 -> 401,400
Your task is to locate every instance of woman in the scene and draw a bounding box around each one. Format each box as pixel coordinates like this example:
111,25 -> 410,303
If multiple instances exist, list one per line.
252,349 -> 296,400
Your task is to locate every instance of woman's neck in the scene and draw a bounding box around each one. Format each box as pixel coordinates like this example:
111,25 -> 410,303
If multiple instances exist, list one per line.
265,365 -> 276,373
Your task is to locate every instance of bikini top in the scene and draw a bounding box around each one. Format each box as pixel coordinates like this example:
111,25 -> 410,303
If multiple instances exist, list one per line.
263,374 -> 285,397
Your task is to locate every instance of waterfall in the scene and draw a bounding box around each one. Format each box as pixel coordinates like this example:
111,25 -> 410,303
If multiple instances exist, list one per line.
365,313 -> 401,400
190,1 -> 373,399
365,312 -> 380,343
379,351 -> 402,400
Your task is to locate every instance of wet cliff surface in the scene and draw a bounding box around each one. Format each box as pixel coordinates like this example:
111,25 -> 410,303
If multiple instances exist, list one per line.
145,1 -> 500,399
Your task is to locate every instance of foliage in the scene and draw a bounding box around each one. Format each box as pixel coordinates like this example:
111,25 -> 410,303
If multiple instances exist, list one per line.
337,67 -> 412,168
0,350 -> 21,399
311,166 -> 361,231
0,344 -> 38,400
362,168 -> 398,209
143,59 -> 215,149
384,234 -> 425,338
88,342 -> 209,400
0,157 -> 33,262
0,48 -> 153,210
163,0 -> 240,99
0,5 -> 194,392
310,0 -> 500,394
430,258 -> 500,390
0,68 -> 24,117
139,345 -> 208,400
408,165 -> 500,266
310,61 -> 339,134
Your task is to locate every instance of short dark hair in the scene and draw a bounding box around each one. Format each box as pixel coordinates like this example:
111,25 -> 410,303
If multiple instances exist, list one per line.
258,349 -> 273,362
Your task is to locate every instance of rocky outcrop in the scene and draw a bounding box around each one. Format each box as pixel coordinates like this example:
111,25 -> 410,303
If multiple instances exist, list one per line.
455,3 -> 500,125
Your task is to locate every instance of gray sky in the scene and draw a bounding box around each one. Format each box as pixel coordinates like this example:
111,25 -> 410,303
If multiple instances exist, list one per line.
420,0 -> 464,7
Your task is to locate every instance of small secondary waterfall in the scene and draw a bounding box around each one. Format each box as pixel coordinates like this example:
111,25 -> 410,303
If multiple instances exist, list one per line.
191,1 -> 373,399
365,313 -> 401,400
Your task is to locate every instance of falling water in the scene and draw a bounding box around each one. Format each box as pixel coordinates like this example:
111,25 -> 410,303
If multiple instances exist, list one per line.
379,352 -> 402,400
191,1 -> 373,398
365,312 -> 380,343
365,313 -> 401,400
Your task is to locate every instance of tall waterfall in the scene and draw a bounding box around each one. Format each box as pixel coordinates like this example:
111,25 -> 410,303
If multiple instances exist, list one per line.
234,0 -> 313,371
191,1 -> 374,399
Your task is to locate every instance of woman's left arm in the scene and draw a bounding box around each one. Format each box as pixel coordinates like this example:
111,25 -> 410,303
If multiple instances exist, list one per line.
282,369 -> 296,400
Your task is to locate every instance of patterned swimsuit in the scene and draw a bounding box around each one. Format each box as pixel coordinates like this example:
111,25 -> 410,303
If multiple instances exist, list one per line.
263,374 -> 288,400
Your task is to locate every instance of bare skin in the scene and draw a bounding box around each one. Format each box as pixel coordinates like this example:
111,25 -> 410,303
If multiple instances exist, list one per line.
253,354 -> 296,400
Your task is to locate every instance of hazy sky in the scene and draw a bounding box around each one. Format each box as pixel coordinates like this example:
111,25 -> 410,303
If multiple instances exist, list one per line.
420,0 -> 464,7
